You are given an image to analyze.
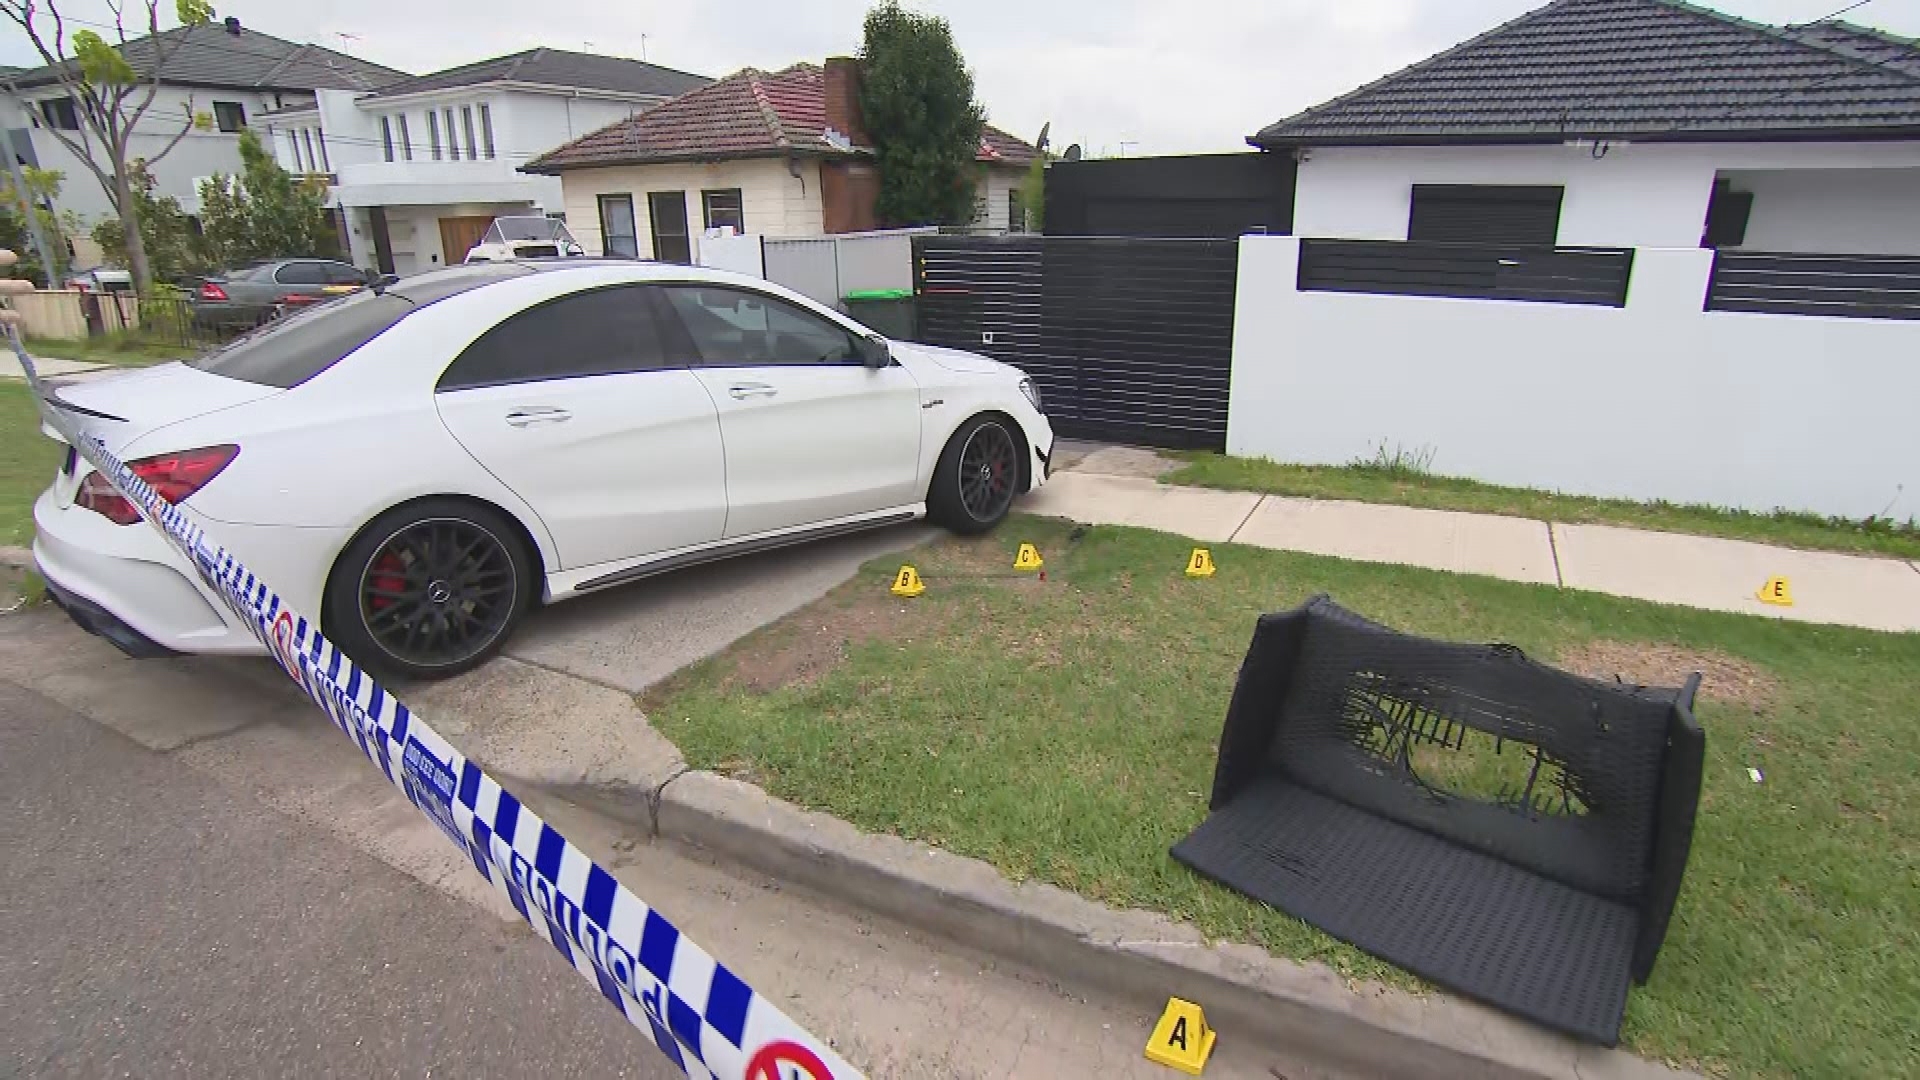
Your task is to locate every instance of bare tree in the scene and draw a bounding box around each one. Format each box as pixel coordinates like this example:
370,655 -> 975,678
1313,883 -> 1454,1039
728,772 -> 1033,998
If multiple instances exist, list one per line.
0,0 -> 215,292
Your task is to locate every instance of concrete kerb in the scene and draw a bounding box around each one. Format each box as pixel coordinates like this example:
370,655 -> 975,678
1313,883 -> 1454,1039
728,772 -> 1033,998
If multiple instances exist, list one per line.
529,763 -> 1691,1080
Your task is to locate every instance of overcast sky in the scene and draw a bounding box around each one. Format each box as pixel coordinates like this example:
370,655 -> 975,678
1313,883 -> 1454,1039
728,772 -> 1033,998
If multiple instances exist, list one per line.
6,0 -> 1919,154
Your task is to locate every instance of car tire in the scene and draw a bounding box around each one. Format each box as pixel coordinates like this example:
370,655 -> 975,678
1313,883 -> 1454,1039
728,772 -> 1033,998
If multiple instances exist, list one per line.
324,499 -> 535,681
928,414 -> 1024,535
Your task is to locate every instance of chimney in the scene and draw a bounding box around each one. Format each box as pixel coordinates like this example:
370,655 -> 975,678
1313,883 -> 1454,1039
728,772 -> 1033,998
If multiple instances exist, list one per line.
822,56 -> 868,148
223,15 -> 242,35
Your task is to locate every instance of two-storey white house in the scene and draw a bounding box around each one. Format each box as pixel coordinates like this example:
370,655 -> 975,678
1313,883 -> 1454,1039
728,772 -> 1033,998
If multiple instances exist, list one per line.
261,49 -> 709,276
0,18 -> 403,263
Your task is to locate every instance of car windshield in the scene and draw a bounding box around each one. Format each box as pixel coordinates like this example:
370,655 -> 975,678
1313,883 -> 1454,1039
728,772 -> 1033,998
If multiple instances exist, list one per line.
185,290 -> 411,388
483,217 -> 574,245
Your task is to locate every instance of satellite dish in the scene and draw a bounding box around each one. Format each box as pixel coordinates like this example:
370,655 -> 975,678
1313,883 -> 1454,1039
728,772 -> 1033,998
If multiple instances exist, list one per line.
1035,122 -> 1051,153
1063,143 -> 1082,162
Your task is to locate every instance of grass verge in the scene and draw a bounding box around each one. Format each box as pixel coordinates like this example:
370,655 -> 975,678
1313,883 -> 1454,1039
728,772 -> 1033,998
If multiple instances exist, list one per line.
1163,451 -> 1920,562
25,331 -> 194,367
647,516 -> 1919,1077
0,380 -> 61,547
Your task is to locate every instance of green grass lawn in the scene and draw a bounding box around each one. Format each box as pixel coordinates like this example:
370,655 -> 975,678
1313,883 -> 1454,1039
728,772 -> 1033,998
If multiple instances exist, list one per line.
26,331 -> 195,367
1164,451 -> 1920,562
648,517 -> 1920,1078
0,380 -> 62,547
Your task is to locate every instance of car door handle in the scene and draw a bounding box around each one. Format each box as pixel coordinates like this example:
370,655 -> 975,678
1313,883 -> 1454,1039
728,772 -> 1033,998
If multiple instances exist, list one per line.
505,407 -> 572,427
728,383 -> 778,399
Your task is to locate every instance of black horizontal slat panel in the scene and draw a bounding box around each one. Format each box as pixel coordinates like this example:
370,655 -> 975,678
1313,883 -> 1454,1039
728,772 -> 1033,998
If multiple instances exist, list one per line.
1297,239 -> 1633,307
912,235 -> 1236,451
1705,250 -> 1920,320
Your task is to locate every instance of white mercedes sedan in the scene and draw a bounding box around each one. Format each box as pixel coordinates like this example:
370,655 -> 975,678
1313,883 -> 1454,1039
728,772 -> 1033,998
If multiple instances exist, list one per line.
33,261 -> 1054,679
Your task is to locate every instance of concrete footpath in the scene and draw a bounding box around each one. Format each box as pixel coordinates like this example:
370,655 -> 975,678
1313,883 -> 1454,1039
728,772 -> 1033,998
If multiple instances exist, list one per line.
1030,446 -> 1920,634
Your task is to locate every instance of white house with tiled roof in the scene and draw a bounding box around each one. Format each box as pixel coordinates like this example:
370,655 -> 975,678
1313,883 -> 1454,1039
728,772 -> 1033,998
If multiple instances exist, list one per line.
1252,0 -> 1920,255
260,48 -> 710,276
523,58 -> 1039,264
1227,0 -> 1920,522
0,17 -> 404,252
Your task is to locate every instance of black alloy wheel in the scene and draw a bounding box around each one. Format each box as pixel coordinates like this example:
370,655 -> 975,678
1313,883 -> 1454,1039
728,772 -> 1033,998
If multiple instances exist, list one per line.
359,519 -> 517,668
327,500 -> 533,680
929,415 -> 1024,535
958,421 -> 1018,523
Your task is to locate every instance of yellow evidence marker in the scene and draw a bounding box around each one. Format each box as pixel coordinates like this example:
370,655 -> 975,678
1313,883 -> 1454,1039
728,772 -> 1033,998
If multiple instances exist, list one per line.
1185,548 -> 1216,579
890,565 -> 926,598
1756,576 -> 1793,607
1144,998 -> 1215,1074
1013,543 -> 1044,571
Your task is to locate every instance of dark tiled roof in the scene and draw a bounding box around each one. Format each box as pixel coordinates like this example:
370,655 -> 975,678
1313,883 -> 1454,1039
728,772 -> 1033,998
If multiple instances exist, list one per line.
526,62 -> 1040,173
1251,0 -> 1920,147
4,24 -> 404,92
363,48 -> 709,102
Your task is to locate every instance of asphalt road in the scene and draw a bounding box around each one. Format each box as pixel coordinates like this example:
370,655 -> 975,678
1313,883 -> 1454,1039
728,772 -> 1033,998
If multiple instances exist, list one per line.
0,681 -> 679,1079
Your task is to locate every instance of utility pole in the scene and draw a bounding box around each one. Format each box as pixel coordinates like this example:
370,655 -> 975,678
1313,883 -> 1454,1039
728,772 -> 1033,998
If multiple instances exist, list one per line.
0,120 -> 58,289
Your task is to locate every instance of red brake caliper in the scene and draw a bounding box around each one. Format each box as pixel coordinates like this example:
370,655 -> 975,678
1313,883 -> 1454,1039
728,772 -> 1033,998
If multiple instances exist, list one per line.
370,552 -> 406,610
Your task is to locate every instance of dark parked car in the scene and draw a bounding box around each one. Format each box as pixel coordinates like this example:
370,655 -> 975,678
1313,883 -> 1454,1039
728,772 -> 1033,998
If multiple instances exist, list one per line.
191,259 -> 378,328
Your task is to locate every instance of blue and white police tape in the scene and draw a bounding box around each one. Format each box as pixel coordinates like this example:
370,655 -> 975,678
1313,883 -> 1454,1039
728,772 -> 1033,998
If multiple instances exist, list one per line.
8,336 -> 859,1080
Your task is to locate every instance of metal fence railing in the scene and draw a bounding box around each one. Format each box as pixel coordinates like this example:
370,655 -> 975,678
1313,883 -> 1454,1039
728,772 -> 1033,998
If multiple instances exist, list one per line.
1706,250 -> 1920,321
1296,239 -> 1636,308
137,293 -> 276,351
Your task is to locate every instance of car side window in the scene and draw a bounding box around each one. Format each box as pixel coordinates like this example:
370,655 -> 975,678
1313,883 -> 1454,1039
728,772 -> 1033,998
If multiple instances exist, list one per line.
660,286 -> 861,367
437,284 -> 676,391
323,262 -> 366,286
275,261 -> 326,285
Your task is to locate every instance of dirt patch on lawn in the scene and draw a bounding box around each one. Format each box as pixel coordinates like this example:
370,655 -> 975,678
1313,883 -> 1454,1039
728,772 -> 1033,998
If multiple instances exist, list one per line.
1559,640 -> 1780,713
713,588 -> 930,695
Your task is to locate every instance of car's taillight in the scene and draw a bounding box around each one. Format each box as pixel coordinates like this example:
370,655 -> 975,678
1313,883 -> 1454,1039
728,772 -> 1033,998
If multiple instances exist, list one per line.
76,445 -> 239,526
199,281 -> 229,301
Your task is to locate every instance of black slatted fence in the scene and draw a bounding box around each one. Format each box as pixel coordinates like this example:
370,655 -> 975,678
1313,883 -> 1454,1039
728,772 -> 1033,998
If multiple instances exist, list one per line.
1297,239 -> 1634,307
1706,250 -> 1920,321
914,236 -> 1238,450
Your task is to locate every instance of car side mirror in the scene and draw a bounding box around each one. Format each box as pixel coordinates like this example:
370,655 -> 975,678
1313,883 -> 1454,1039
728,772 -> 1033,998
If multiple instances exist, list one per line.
857,335 -> 891,368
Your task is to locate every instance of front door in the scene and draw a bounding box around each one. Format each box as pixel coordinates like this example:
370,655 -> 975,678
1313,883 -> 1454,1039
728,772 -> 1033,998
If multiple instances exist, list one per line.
439,215 -> 494,265
433,283 -> 726,571
657,284 -> 921,538
648,191 -> 691,264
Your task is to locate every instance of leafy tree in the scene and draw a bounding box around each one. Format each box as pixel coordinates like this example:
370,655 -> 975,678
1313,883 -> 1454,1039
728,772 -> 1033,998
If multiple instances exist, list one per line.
196,129 -> 333,268
0,0 -> 218,293
1018,155 -> 1047,233
0,165 -> 77,281
858,2 -> 985,226
91,162 -> 202,284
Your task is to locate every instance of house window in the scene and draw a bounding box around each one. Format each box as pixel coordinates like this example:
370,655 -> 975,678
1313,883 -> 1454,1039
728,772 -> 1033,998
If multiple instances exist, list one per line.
380,116 -> 394,162
701,188 -> 744,232
301,129 -> 317,173
1009,189 -> 1025,232
213,100 -> 247,132
461,107 -> 477,162
598,194 -> 639,258
40,98 -> 79,130
479,103 -> 496,159
445,108 -> 460,160
1407,185 -> 1564,247
428,111 -> 442,161
316,129 -> 330,172
647,191 -> 691,263
397,114 -> 413,161
1701,180 -> 1753,249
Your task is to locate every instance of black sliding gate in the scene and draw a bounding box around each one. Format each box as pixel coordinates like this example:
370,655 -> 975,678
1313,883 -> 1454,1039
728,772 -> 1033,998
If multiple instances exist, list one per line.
912,236 -> 1238,450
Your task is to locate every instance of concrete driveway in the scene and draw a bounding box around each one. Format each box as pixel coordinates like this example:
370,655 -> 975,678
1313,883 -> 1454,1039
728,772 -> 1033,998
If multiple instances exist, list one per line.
502,523 -> 935,693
